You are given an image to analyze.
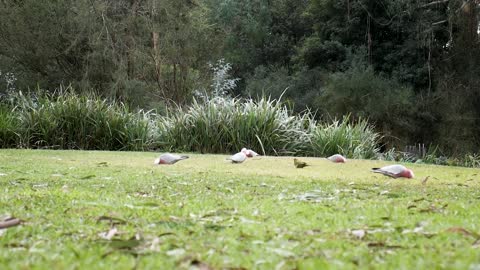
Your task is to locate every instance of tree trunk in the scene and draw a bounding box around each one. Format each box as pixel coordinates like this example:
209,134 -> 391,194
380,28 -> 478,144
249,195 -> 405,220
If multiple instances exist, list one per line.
346,0 -> 350,21
126,0 -> 140,80
173,62 -> 178,103
367,15 -> 372,64
152,32 -> 163,91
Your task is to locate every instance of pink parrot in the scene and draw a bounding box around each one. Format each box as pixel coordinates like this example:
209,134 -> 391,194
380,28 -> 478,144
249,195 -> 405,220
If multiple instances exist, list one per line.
372,164 -> 414,179
154,153 -> 189,165
327,154 -> 347,163
241,148 -> 260,158
227,151 -> 247,163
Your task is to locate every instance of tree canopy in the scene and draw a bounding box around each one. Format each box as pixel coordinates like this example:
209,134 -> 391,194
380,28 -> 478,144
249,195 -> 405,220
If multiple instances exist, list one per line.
0,0 -> 479,154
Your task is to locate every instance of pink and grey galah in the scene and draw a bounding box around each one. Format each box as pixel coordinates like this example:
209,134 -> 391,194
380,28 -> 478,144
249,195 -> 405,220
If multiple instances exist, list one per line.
327,154 -> 347,163
241,148 -> 260,158
372,164 -> 414,179
227,151 -> 247,163
154,153 -> 189,165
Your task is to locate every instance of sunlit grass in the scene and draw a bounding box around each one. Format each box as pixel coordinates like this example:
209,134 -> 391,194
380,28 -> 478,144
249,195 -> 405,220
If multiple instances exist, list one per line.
0,149 -> 479,269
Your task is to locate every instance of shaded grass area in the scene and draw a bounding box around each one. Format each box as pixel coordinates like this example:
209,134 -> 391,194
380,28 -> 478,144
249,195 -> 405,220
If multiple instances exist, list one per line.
0,150 -> 480,269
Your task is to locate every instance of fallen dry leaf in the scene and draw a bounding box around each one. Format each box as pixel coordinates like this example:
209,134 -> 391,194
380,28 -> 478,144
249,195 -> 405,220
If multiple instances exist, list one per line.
367,242 -> 403,249
413,197 -> 426,203
0,217 -> 22,229
183,259 -> 215,270
79,174 -> 96,179
422,176 -> 430,185
418,203 -> 448,213
368,242 -> 385,247
158,232 -> 176,238
104,237 -> 142,250
473,238 -> 480,248
445,227 -> 480,238
97,215 -> 127,225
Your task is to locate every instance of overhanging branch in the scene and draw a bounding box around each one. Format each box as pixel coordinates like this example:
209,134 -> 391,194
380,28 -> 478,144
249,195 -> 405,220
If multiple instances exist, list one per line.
421,0 -> 449,8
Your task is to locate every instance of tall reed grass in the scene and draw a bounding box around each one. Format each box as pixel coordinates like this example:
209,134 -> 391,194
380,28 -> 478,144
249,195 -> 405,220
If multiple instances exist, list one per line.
8,89 -> 157,150
158,97 -> 314,155
0,88 -> 382,159
310,116 -> 380,159
0,103 -> 20,148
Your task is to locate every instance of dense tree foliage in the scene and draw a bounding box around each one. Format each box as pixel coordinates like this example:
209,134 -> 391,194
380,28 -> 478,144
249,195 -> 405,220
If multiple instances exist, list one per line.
0,0 -> 479,154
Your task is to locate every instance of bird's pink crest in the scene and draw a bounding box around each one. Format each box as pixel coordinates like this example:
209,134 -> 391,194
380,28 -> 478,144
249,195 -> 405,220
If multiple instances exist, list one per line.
400,169 -> 414,178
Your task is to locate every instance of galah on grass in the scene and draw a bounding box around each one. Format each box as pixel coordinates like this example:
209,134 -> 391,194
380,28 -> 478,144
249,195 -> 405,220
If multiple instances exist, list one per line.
227,151 -> 247,163
241,148 -> 260,158
294,158 -> 309,168
327,154 -> 347,163
154,153 -> 189,165
372,164 -> 414,179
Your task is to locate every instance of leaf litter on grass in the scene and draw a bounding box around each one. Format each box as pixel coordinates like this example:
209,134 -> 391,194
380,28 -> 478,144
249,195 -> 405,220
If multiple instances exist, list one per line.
97,215 -> 127,226
2,150 -> 480,269
292,190 -> 337,203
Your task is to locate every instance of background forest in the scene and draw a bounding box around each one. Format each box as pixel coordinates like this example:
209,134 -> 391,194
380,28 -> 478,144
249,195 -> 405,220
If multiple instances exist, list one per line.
0,0 -> 479,156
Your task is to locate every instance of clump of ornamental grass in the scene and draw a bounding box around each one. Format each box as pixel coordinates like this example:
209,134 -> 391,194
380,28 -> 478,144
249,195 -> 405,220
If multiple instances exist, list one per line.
309,115 -> 380,159
10,88 -> 158,150
158,96 -> 314,155
0,103 -> 20,148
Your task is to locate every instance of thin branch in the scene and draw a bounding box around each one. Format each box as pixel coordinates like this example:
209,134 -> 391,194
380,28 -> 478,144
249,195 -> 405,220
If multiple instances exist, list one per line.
432,19 -> 448,25
356,0 -> 406,27
420,0 -> 449,8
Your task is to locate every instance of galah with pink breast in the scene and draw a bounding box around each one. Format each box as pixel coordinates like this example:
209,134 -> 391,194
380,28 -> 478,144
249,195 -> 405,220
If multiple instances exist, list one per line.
154,153 -> 189,165
327,154 -> 347,163
241,148 -> 260,157
372,164 -> 414,179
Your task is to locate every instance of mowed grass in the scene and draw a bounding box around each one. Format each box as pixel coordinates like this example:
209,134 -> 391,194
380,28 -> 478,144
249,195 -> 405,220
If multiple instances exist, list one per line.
1,150 -> 480,269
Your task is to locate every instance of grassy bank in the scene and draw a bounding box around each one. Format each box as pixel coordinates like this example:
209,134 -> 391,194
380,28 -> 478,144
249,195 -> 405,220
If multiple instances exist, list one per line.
0,149 -> 479,269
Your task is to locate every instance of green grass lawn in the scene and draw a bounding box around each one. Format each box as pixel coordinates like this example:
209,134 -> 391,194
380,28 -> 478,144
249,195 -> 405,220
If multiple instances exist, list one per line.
1,149 -> 480,269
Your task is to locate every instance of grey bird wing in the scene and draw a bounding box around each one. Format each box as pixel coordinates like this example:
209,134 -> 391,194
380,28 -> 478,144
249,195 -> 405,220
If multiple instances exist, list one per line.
372,168 -> 398,178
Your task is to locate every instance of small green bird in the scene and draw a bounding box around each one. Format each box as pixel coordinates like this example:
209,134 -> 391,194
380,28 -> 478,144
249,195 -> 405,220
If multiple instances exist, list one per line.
294,158 -> 308,168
